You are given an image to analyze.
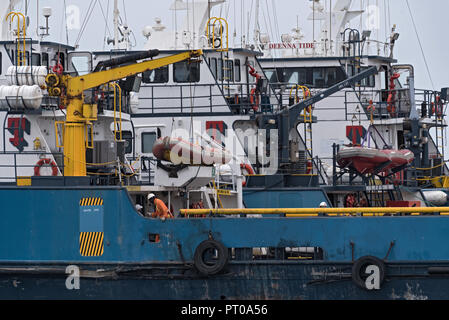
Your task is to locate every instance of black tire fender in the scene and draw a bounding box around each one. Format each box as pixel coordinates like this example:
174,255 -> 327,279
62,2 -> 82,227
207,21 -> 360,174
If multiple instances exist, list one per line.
352,256 -> 386,290
194,240 -> 229,276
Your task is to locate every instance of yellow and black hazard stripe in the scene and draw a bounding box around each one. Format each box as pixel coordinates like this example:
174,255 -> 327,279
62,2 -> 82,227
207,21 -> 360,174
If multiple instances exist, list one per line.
79,232 -> 104,257
79,198 -> 104,206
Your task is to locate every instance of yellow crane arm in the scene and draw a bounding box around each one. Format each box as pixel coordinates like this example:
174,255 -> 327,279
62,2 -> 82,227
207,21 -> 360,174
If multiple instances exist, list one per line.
66,50 -> 203,97
52,49 -> 203,177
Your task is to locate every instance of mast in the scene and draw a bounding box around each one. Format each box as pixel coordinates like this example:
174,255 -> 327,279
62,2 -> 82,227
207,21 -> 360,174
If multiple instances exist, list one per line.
254,0 -> 260,49
113,0 -> 119,49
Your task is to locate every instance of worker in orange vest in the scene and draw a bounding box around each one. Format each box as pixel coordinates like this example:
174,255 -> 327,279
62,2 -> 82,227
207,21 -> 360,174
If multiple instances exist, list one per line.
147,194 -> 174,219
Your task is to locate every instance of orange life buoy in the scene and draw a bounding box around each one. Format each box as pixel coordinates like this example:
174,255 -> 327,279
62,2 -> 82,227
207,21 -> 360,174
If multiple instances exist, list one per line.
250,88 -> 260,112
34,158 -> 58,176
241,163 -> 255,187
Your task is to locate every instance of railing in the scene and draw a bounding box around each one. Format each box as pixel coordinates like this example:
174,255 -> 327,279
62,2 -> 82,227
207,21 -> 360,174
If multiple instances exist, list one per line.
0,151 -> 64,184
268,39 -> 392,59
135,82 -> 279,115
180,206 -> 449,217
345,88 -> 446,121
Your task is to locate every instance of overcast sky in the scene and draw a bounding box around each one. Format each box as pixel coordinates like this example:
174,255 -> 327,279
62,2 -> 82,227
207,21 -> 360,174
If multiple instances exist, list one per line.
15,0 -> 449,90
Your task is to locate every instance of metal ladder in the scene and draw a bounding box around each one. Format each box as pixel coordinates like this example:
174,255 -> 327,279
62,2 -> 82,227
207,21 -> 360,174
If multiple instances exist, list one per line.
290,85 -> 314,174
435,115 -> 445,159
222,52 -> 232,99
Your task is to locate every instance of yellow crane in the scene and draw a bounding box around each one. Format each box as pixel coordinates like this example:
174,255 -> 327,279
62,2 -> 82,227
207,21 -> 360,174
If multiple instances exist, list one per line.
46,50 -> 203,177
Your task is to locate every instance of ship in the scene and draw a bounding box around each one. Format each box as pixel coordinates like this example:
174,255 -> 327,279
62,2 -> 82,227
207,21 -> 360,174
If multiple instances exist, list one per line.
0,0 -> 449,300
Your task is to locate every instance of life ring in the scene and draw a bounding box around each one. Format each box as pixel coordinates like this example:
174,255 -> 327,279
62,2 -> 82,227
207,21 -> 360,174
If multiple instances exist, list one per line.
352,256 -> 386,290
241,163 -> 255,187
34,158 -> 58,176
52,63 -> 64,75
194,240 -> 229,276
250,88 -> 260,112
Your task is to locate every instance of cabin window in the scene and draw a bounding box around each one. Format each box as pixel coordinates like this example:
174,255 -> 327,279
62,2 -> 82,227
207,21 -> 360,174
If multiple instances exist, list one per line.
209,58 -> 217,79
283,68 -> 307,85
42,53 -> 49,69
173,61 -> 200,83
224,60 -> 233,82
117,130 -> 133,154
54,52 -> 66,70
217,58 -> 223,81
360,67 -> 376,87
267,67 -> 347,88
264,68 -> 282,83
234,59 -> 241,82
71,55 -> 91,76
0,52 -> 2,75
142,66 -> 169,83
142,132 -> 157,154
32,53 -> 41,66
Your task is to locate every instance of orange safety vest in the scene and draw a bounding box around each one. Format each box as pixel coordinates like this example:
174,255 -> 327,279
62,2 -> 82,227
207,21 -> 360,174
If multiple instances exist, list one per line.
152,198 -> 173,219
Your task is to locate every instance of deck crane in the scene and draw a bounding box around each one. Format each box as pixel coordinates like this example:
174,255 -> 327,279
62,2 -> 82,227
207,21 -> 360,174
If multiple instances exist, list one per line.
234,65 -> 379,186
45,49 -> 203,177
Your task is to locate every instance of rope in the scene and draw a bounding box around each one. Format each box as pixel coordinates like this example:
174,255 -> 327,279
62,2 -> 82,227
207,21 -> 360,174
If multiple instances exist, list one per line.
405,0 -> 435,90
99,0 -> 112,50
74,0 -> 98,48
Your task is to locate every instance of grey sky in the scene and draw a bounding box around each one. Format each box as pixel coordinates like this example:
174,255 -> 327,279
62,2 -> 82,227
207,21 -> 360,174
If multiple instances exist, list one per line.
16,0 -> 449,90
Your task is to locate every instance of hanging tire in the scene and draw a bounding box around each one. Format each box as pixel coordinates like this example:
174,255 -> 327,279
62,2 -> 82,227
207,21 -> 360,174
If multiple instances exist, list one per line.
352,256 -> 386,290
194,240 -> 229,276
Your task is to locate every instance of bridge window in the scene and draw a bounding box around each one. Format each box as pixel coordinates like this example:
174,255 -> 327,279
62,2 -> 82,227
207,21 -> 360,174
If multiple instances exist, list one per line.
117,130 -> 133,154
360,67 -> 376,87
173,61 -> 200,83
32,53 -> 41,66
217,58 -> 223,81
54,52 -> 66,70
42,53 -> 49,69
234,59 -> 241,82
283,68 -> 307,85
142,66 -> 169,83
142,132 -> 157,154
265,68 -> 282,83
267,67 -> 347,88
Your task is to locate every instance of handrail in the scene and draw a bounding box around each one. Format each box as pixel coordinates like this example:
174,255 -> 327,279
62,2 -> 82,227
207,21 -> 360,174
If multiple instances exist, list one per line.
181,207 -> 449,216
6,12 -> 27,66
109,82 -> 122,141
206,17 -> 229,52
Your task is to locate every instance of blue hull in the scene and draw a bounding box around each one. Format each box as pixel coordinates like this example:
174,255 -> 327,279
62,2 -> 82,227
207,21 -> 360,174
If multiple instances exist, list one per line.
0,261 -> 446,300
1,186 -> 449,299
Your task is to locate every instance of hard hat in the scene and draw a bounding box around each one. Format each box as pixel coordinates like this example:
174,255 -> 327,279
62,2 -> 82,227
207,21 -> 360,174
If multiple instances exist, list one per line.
319,202 -> 328,208
147,193 -> 156,201
135,204 -> 143,211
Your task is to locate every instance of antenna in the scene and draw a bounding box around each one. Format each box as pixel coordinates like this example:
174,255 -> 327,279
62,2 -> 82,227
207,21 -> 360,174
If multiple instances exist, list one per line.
39,7 -> 51,38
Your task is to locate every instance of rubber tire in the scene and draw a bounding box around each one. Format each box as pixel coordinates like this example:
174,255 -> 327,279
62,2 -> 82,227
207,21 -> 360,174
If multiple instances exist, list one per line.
194,240 -> 229,276
352,256 -> 386,290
